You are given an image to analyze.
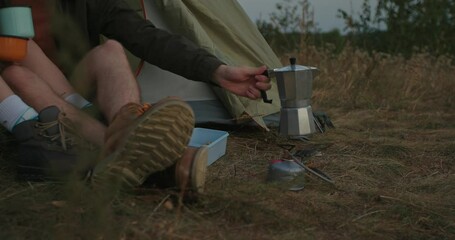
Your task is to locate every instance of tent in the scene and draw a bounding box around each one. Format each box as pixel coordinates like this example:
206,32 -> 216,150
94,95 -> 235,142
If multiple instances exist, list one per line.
125,0 -> 282,129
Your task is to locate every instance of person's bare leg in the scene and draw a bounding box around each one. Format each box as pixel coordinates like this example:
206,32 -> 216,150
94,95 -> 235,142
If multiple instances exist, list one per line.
20,40 -> 75,98
2,65 -> 106,147
0,62 -> 15,101
0,77 -> 15,101
70,40 -> 141,123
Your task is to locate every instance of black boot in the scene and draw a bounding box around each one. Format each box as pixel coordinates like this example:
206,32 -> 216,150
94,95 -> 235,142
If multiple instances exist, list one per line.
12,106 -> 97,181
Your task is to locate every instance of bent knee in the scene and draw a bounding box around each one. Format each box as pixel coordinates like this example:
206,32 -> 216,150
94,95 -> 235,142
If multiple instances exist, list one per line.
1,65 -> 34,82
95,40 -> 126,56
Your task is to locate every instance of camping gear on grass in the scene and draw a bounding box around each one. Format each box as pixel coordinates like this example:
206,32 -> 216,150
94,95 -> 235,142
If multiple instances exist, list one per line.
287,153 -> 334,185
189,128 -> 229,166
265,57 -> 319,137
267,144 -> 335,188
267,159 -> 306,191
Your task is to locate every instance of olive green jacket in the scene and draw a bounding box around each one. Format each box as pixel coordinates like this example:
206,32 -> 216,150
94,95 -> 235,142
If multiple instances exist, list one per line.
55,0 -> 223,83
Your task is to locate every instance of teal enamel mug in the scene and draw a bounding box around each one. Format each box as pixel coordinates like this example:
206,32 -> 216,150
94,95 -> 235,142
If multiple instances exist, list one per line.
0,6 -> 35,38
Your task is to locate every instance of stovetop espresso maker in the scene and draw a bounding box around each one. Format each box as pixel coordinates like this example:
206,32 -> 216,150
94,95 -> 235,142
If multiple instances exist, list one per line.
262,57 -> 319,137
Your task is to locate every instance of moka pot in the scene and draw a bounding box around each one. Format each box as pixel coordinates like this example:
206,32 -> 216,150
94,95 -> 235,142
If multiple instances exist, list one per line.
264,58 -> 319,137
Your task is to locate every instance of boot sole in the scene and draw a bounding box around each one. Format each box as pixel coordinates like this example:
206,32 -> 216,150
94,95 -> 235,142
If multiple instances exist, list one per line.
92,99 -> 195,190
175,146 -> 209,194
191,146 -> 209,193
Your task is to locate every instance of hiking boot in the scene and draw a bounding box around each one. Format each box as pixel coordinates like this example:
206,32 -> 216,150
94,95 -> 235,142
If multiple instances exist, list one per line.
91,97 -> 195,190
175,146 -> 209,194
142,146 -> 209,197
12,106 -> 96,181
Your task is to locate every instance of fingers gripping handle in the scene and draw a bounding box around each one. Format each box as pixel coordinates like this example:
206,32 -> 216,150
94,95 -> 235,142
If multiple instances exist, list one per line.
260,70 -> 273,104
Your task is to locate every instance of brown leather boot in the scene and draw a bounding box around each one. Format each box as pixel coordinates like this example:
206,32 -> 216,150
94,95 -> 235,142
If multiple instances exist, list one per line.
91,97 -> 195,190
175,146 -> 209,194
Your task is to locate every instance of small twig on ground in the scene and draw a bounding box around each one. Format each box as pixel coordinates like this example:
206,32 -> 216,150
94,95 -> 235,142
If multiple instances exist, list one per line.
222,221 -> 276,231
0,186 -> 12,197
0,188 -> 29,202
197,201 -> 232,216
337,210 -> 386,229
379,195 -> 445,217
352,210 -> 386,222
146,194 -> 170,221
183,205 -> 207,221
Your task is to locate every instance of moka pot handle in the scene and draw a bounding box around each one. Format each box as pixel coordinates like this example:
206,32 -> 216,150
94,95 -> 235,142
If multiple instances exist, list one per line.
260,70 -> 273,104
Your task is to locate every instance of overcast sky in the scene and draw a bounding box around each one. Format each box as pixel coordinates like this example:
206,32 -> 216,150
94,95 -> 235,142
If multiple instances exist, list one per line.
237,0 -> 365,31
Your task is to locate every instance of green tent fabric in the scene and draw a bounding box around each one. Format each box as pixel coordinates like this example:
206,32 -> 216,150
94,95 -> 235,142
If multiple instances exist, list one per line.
127,0 -> 282,129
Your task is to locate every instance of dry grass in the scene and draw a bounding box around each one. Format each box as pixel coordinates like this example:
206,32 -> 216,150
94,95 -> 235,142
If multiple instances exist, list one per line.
0,45 -> 454,239
293,44 -> 455,111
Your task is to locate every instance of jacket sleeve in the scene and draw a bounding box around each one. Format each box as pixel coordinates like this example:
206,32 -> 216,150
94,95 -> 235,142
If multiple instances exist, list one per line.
92,0 -> 224,83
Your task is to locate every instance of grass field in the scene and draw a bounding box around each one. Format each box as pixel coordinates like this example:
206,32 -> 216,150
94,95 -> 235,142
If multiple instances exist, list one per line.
0,46 -> 454,239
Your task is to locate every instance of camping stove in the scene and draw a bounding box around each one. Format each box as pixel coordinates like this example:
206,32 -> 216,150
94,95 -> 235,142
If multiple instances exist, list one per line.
265,58 -> 319,137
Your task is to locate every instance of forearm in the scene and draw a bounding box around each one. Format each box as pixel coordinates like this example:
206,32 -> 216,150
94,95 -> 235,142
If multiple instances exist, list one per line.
97,0 -> 224,83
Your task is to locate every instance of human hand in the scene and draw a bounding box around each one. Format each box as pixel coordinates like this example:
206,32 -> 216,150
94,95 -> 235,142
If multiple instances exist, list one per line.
212,65 -> 271,100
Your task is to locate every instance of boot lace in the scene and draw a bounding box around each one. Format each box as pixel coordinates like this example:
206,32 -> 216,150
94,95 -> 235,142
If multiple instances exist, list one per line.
124,103 -> 152,117
35,113 -> 80,151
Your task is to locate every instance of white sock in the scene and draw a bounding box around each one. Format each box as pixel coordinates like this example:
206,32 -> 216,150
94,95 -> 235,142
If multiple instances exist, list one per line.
0,95 -> 38,131
64,93 -> 92,109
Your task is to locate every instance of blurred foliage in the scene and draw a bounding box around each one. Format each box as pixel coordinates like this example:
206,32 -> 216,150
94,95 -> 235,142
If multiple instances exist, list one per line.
258,0 -> 455,58
256,0 -> 349,55
255,0 -> 317,54
339,0 -> 455,57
